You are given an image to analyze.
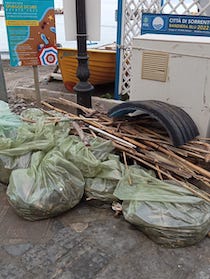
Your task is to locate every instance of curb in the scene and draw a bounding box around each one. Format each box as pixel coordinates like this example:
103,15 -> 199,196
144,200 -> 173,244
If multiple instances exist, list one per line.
14,86 -> 122,112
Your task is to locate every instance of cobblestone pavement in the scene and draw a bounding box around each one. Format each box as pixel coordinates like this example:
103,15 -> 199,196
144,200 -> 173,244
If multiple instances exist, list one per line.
0,184 -> 209,279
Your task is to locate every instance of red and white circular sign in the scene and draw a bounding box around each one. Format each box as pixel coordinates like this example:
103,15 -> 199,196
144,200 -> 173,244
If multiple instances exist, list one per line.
38,46 -> 58,65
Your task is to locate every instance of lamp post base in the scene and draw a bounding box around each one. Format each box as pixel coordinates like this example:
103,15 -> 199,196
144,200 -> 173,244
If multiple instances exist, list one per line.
74,81 -> 94,114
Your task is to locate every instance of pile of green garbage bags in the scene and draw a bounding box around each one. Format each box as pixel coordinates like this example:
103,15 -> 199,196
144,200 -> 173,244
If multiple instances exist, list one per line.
0,104 -> 118,220
0,101 -> 209,247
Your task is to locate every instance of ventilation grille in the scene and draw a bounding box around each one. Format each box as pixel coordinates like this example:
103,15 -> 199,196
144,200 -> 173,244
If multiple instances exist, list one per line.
142,51 -> 169,82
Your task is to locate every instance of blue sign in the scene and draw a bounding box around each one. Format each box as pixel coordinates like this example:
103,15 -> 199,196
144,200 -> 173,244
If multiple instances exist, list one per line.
141,13 -> 210,37
4,0 -> 57,66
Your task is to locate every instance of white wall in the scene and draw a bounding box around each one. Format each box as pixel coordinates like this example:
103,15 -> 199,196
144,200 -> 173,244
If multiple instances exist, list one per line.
200,0 -> 210,15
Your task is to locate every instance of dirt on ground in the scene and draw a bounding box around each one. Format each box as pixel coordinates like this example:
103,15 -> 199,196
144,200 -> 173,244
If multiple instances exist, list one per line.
2,59 -> 115,114
2,60 -> 55,92
0,59 -> 210,279
2,60 -> 57,113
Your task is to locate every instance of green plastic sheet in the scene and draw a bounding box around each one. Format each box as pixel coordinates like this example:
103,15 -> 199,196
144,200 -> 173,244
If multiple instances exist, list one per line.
114,166 -> 210,247
85,154 -> 125,202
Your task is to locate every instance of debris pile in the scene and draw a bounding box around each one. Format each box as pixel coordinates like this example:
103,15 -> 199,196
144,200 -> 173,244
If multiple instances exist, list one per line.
43,97 -> 210,203
42,98 -> 210,247
0,99 -> 209,247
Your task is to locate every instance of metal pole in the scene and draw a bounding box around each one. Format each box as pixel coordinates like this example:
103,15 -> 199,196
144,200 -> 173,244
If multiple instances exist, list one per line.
0,54 -> 8,102
32,65 -> 41,104
114,0 -> 123,100
74,0 -> 94,114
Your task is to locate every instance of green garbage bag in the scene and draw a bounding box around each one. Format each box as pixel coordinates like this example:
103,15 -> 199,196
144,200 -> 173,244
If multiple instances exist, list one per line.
0,101 -> 23,182
85,154 -> 125,202
7,149 -> 85,221
0,152 -> 31,184
0,101 -> 22,138
114,167 -> 210,248
20,108 -> 72,140
60,136 -> 102,178
88,137 -> 114,161
0,113 -> 71,184
0,122 -> 57,184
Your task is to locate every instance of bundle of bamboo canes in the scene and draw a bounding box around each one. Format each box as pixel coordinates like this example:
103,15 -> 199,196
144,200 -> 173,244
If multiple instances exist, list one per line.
40,98 -> 210,203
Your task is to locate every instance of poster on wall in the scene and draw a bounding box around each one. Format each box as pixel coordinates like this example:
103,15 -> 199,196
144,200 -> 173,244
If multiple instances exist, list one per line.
3,0 -> 57,66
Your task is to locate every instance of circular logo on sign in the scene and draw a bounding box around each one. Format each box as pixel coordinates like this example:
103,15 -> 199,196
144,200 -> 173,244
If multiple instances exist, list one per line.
38,46 -> 58,66
46,53 -> 56,63
152,16 -> 164,30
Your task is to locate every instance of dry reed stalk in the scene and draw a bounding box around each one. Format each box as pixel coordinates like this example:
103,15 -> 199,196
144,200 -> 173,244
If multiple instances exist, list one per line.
180,144 -> 210,155
155,163 -> 163,180
144,140 -> 210,184
53,97 -> 96,115
41,101 -> 99,121
123,151 -> 132,185
72,122 -> 89,146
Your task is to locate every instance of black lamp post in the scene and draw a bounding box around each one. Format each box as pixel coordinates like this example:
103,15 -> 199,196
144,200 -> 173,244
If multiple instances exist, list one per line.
74,0 -> 94,113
